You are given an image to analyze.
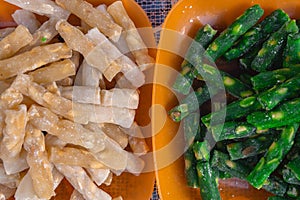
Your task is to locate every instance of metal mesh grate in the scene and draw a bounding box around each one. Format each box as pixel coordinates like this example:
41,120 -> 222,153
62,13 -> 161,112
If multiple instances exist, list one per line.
150,182 -> 160,200
136,0 -> 178,42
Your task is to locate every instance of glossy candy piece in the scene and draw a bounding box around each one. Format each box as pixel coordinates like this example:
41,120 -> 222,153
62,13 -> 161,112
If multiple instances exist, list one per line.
224,9 -> 289,60
196,161 -> 221,200
247,124 -> 299,189
227,133 -> 275,160
247,98 -> 300,130
251,20 -> 299,72
169,85 -> 215,122
283,33 -> 300,67
202,96 -> 261,127
211,121 -> 257,142
251,66 -> 300,92
172,24 -> 217,95
257,75 -> 300,110
206,4 -> 264,61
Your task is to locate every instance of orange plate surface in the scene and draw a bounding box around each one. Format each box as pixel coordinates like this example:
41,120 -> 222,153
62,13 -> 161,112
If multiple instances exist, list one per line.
152,0 -> 300,200
0,0 -> 156,199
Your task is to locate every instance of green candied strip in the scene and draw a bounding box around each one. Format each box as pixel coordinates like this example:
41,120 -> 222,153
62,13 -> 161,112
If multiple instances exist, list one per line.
286,157 -> 300,181
283,168 -> 300,186
211,121 -> 257,142
251,66 -> 300,92
183,24 -> 218,69
182,113 -> 201,188
205,4 -> 264,61
227,133 -> 275,160
193,136 -> 221,199
251,20 -> 299,72
287,184 -> 300,198
193,24 -> 218,50
172,64 -> 198,95
169,85 -> 218,122
184,147 -> 199,188
225,9 -> 290,60
174,63 -> 253,100
247,98 -> 300,130
172,24 -> 217,95
202,96 -> 262,128
221,71 -> 254,98
196,161 -> 221,200
211,150 -> 288,196
258,75 -> 300,110
182,112 -> 203,146
199,64 -> 254,98
193,140 -> 210,162
283,33 -> 300,67
211,150 -> 251,179
246,123 -> 299,189
225,25 -> 262,60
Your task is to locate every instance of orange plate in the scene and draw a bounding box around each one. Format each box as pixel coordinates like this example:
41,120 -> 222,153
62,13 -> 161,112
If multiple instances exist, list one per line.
0,0 -> 156,199
152,0 -> 300,200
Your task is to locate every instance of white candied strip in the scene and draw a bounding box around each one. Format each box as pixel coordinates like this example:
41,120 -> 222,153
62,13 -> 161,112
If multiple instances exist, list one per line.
24,125 -> 54,199
96,4 -> 133,57
107,1 -> 154,69
12,75 -> 135,128
0,25 -> 33,60
28,105 -> 106,153
12,9 -> 41,33
86,123 -> 144,174
50,146 -> 106,169
0,105 -> 27,174
0,164 -> 20,188
128,135 -> 149,156
55,164 -> 112,200
55,0 -> 121,41
28,59 -> 76,84
14,172 -> 45,200
60,86 -> 101,105
99,123 -> 129,149
126,153 -> 145,175
100,88 -> 139,109
85,123 -> 128,171
85,168 -> 111,186
86,28 -> 145,87
14,167 -> 63,200
56,20 -> 121,81
5,0 -> 70,19
0,43 -> 72,80
2,150 -> 28,175
74,59 -> 104,88
73,103 -> 135,128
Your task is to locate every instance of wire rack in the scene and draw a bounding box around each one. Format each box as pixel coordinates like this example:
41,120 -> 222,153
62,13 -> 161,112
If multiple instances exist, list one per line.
136,0 -> 178,42
135,1 -> 178,199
